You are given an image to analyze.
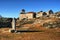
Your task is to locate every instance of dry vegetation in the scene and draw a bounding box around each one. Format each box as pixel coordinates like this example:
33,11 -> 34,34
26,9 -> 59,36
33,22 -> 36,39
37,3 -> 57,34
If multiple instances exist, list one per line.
0,28 -> 60,40
0,17 -> 60,40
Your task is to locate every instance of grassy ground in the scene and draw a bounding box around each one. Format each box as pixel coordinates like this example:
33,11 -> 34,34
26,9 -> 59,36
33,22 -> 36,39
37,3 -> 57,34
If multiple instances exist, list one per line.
0,28 -> 60,40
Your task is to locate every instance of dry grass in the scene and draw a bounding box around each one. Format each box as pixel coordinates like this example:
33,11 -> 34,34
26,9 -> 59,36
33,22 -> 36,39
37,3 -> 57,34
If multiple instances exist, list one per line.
0,17 -> 60,40
0,28 -> 60,40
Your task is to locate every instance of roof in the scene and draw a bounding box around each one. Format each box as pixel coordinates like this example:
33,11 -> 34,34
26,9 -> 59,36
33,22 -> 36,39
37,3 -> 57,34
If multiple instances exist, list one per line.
26,12 -> 36,14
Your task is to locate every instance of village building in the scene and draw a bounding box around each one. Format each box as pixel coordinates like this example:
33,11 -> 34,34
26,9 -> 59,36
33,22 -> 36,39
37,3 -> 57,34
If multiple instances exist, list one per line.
55,11 -> 60,18
19,9 -> 54,20
26,12 -> 36,19
19,9 -> 27,20
49,14 -> 56,18
36,11 -> 47,18
19,9 -> 36,20
36,11 -> 43,17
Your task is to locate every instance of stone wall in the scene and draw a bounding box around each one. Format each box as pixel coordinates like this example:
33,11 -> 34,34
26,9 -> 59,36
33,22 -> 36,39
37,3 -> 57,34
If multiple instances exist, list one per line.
19,14 -> 27,20
19,12 -> 36,20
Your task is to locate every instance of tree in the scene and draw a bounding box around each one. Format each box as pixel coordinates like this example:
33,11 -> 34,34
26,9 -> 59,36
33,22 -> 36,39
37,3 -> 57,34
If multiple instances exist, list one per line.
49,10 -> 54,14
20,9 -> 26,14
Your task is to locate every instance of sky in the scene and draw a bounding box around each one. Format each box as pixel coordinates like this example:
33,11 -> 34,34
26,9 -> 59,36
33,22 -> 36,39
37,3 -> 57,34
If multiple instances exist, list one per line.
0,0 -> 60,18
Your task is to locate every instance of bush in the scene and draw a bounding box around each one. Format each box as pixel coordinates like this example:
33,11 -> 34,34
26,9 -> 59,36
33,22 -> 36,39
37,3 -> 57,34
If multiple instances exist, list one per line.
43,21 -> 60,28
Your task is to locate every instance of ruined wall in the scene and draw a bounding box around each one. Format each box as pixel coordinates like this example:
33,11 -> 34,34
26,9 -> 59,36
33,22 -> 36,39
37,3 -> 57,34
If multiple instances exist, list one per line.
19,14 -> 27,20
26,12 -> 36,19
19,12 -> 36,20
26,13 -> 33,19
36,12 -> 45,17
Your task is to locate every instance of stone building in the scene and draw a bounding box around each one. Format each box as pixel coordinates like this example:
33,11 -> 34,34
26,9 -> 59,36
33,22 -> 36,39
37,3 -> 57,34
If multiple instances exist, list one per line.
19,9 -> 54,20
19,9 -> 27,20
19,9 -> 36,20
19,13 -> 26,20
36,11 -> 43,17
55,11 -> 60,18
26,12 -> 36,19
36,11 -> 47,18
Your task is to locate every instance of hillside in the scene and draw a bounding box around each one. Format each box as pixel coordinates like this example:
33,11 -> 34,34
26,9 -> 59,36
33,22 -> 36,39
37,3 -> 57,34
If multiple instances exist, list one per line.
16,16 -> 60,30
0,15 -> 60,40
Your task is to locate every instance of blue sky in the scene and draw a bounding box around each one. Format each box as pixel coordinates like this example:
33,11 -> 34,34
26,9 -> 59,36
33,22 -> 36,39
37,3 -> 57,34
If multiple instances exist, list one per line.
0,0 -> 60,18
